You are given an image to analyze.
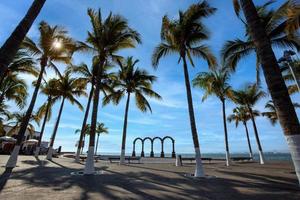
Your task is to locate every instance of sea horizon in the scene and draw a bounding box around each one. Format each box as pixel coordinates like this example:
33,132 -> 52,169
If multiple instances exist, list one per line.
86,152 -> 293,161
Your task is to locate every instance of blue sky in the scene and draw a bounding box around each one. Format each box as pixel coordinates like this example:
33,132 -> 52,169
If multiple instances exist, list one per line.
1,0 -> 299,155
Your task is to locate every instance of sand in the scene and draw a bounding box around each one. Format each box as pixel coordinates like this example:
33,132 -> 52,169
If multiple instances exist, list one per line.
0,155 -> 299,200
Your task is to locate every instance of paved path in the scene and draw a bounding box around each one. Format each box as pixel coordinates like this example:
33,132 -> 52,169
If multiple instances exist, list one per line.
0,155 -> 299,200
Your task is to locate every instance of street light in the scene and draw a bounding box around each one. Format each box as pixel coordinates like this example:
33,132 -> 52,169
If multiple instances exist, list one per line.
278,50 -> 300,92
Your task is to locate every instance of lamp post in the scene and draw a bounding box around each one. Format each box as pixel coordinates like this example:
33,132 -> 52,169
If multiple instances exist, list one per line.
278,50 -> 300,92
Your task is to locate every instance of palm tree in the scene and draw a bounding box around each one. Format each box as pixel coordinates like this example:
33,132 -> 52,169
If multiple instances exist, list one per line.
227,106 -> 259,158
6,112 -> 40,138
34,79 -> 59,156
152,1 -> 216,177
0,50 -> 37,89
223,1 -> 300,81
284,0 -> 300,36
75,124 -> 90,155
68,58 -> 115,162
0,0 -> 46,77
84,8 -> 141,174
233,0 -> 300,183
5,21 -> 75,168
193,68 -> 232,166
94,122 -> 108,156
0,74 -> 28,109
262,100 -> 300,125
104,57 -> 161,164
232,84 -> 265,164
46,70 -> 86,160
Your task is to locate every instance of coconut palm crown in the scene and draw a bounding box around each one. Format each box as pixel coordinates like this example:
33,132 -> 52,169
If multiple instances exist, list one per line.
223,0 -> 300,80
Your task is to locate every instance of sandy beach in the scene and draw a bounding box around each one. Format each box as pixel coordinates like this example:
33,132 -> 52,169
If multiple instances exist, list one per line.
0,155 -> 299,200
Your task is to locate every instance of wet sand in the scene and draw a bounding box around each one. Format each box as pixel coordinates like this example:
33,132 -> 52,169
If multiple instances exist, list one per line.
0,155 -> 299,200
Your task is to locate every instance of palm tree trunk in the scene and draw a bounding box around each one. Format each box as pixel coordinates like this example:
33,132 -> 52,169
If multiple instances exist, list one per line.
6,59 -> 46,168
84,58 -> 104,174
46,97 -> 65,160
243,121 -> 253,158
240,0 -> 300,183
221,99 -> 230,166
248,106 -> 264,164
0,0 -> 46,77
35,96 -> 51,157
75,86 -> 94,162
95,133 -> 100,156
81,134 -> 85,154
182,55 -> 204,177
120,92 -> 131,164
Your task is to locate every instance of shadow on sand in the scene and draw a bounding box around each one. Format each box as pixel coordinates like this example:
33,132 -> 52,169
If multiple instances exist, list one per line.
0,159 -> 299,200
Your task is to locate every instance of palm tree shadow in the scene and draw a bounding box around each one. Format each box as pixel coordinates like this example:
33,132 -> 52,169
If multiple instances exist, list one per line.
0,168 -> 13,192
21,156 -> 49,167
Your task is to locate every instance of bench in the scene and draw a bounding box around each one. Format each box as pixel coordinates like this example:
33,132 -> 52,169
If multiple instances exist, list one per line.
108,156 -> 141,164
181,157 -> 212,163
231,157 -> 252,162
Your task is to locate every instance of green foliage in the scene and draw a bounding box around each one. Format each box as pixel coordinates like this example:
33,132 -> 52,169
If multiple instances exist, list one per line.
0,73 -> 28,108
223,0 -> 300,80
104,57 -> 161,113
152,1 -> 217,68
193,67 -> 232,102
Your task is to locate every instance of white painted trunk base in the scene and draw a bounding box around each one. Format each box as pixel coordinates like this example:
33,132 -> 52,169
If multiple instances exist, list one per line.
34,146 -> 40,157
285,135 -> 300,185
259,150 -> 265,164
249,152 -> 253,159
176,155 -> 182,166
225,150 -> 230,166
46,147 -> 53,160
84,146 -> 95,174
75,148 -> 81,163
6,145 -> 20,168
194,147 -> 205,177
120,149 -> 125,165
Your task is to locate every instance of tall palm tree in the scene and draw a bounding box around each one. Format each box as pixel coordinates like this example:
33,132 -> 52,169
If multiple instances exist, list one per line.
227,106 -> 259,158
0,74 -> 28,109
232,84 -> 265,164
84,8 -> 141,174
5,21 -> 75,168
262,100 -> 300,126
223,1 -> 300,81
46,70 -> 86,160
68,58 -> 115,162
152,1 -> 216,177
34,79 -> 59,156
0,0 -> 46,77
104,57 -> 161,164
94,122 -> 108,156
193,68 -> 232,166
233,0 -> 300,183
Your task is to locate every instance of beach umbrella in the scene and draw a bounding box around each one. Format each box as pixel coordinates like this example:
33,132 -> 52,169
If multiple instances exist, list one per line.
25,139 -> 38,143
0,136 -> 17,142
